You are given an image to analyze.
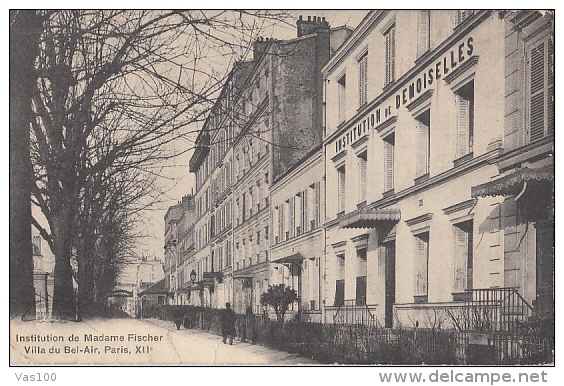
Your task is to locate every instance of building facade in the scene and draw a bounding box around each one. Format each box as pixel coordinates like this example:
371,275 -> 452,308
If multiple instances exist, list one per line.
163,194 -> 195,305
471,11 -> 554,318
322,10 -> 553,329
188,16 -> 352,314
269,147 -> 325,322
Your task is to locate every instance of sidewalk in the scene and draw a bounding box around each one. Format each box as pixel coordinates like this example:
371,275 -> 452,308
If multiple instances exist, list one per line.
142,318 -> 319,365
10,317 -> 318,365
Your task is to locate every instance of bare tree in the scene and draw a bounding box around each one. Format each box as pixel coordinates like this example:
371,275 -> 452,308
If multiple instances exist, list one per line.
10,10 -> 44,316
28,10 -> 291,317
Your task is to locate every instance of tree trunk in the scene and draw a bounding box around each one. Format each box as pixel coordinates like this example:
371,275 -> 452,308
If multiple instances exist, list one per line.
51,210 -> 77,319
9,10 -> 42,317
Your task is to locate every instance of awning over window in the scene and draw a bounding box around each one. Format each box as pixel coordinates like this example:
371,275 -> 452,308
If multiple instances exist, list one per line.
471,165 -> 554,198
339,208 -> 401,229
271,252 -> 305,264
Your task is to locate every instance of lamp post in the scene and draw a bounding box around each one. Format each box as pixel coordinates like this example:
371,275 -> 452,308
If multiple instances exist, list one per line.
190,270 -> 197,306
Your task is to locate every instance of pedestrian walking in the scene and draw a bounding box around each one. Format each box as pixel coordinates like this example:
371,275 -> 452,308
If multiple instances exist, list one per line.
220,302 -> 236,345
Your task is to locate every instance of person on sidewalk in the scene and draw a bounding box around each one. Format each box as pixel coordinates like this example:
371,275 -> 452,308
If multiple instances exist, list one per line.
220,302 -> 236,345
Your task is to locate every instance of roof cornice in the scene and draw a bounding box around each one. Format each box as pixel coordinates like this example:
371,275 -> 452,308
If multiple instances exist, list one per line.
322,10 -> 387,77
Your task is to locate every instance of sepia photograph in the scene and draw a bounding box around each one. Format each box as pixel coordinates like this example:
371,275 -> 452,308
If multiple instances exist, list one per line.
8,8 -> 555,373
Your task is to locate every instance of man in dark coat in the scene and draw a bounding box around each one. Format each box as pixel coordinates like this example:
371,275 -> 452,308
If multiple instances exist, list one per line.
220,302 -> 236,345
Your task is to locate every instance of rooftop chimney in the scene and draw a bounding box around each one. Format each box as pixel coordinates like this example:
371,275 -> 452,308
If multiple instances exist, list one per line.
296,15 -> 330,38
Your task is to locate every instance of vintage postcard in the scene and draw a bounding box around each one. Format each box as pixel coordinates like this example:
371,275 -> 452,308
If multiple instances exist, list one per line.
9,9 -> 554,372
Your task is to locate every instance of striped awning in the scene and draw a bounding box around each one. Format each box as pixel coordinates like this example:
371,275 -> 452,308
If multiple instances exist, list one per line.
471,165 -> 554,198
339,208 -> 401,229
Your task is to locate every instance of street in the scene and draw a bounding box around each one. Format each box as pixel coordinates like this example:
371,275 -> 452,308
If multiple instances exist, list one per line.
10,317 -> 318,365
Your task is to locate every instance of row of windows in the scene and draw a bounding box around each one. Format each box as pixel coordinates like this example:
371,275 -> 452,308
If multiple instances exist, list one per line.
234,174 -> 269,226
332,220 -> 473,306
338,10 -> 475,124
336,79 -> 475,211
273,182 -> 322,244
234,223 -> 269,270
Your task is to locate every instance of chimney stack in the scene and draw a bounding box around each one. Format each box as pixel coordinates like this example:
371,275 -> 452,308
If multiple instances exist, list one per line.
296,15 -> 330,38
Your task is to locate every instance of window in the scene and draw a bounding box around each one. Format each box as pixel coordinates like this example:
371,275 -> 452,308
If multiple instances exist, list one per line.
338,74 -> 347,123
456,10 -> 475,26
417,11 -> 430,57
242,193 -> 246,222
334,254 -> 346,306
356,248 -> 367,306
385,25 -> 396,85
288,197 -> 295,240
529,36 -> 554,142
218,246 -> 223,271
384,133 -> 395,192
455,80 -> 474,158
337,165 -> 346,213
279,203 -> 286,242
414,232 -> 429,302
358,53 -> 368,107
358,151 -> 367,203
453,221 -> 473,295
415,110 -> 430,178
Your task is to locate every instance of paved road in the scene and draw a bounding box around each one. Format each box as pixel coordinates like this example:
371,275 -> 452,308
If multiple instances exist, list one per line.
10,317 -> 318,365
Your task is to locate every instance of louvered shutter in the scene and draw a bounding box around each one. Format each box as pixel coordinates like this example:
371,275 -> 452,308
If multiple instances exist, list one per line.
385,31 -> 391,85
453,227 -> 468,293
338,168 -> 346,212
358,54 -> 368,106
302,189 -> 308,232
417,11 -> 430,57
279,205 -> 284,241
415,236 -> 428,296
358,155 -> 367,203
530,42 -> 545,142
315,182 -> 321,228
390,27 -> 396,83
548,37 -> 554,136
289,196 -> 295,238
415,121 -> 429,177
384,140 -> 394,191
456,95 -> 470,157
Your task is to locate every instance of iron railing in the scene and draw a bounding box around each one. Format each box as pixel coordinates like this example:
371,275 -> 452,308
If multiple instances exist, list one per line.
463,288 -> 533,333
324,299 -> 376,326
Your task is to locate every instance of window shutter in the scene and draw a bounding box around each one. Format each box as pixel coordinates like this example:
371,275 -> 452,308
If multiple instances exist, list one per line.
415,121 -> 429,177
530,42 -> 546,143
390,27 -> 396,83
417,11 -> 430,57
359,155 -> 367,203
453,226 -> 468,293
415,236 -> 428,296
358,54 -> 368,106
279,205 -> 284,241
384,140 -> 394,191
385,31 -> 391,85
338,169 -> 346,212
289,196 -> 295,238
456,95 -> 470,157
302,190 -> 308,232
548,37 -> 554,136
315,182 -> 321,227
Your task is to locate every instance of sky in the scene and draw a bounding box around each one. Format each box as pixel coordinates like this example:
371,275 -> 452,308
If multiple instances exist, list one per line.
139,10 -> 369,260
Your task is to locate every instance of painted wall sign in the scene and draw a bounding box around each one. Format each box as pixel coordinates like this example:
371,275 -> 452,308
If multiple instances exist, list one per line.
333,36 -> 474,155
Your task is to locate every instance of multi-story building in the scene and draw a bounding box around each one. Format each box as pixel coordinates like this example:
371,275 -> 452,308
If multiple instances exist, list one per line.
471,11 -> 554,318
163,194 -> 195,305
189,15 -> 352,313
322,10 -> 553,330
269,146 -> 324,322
